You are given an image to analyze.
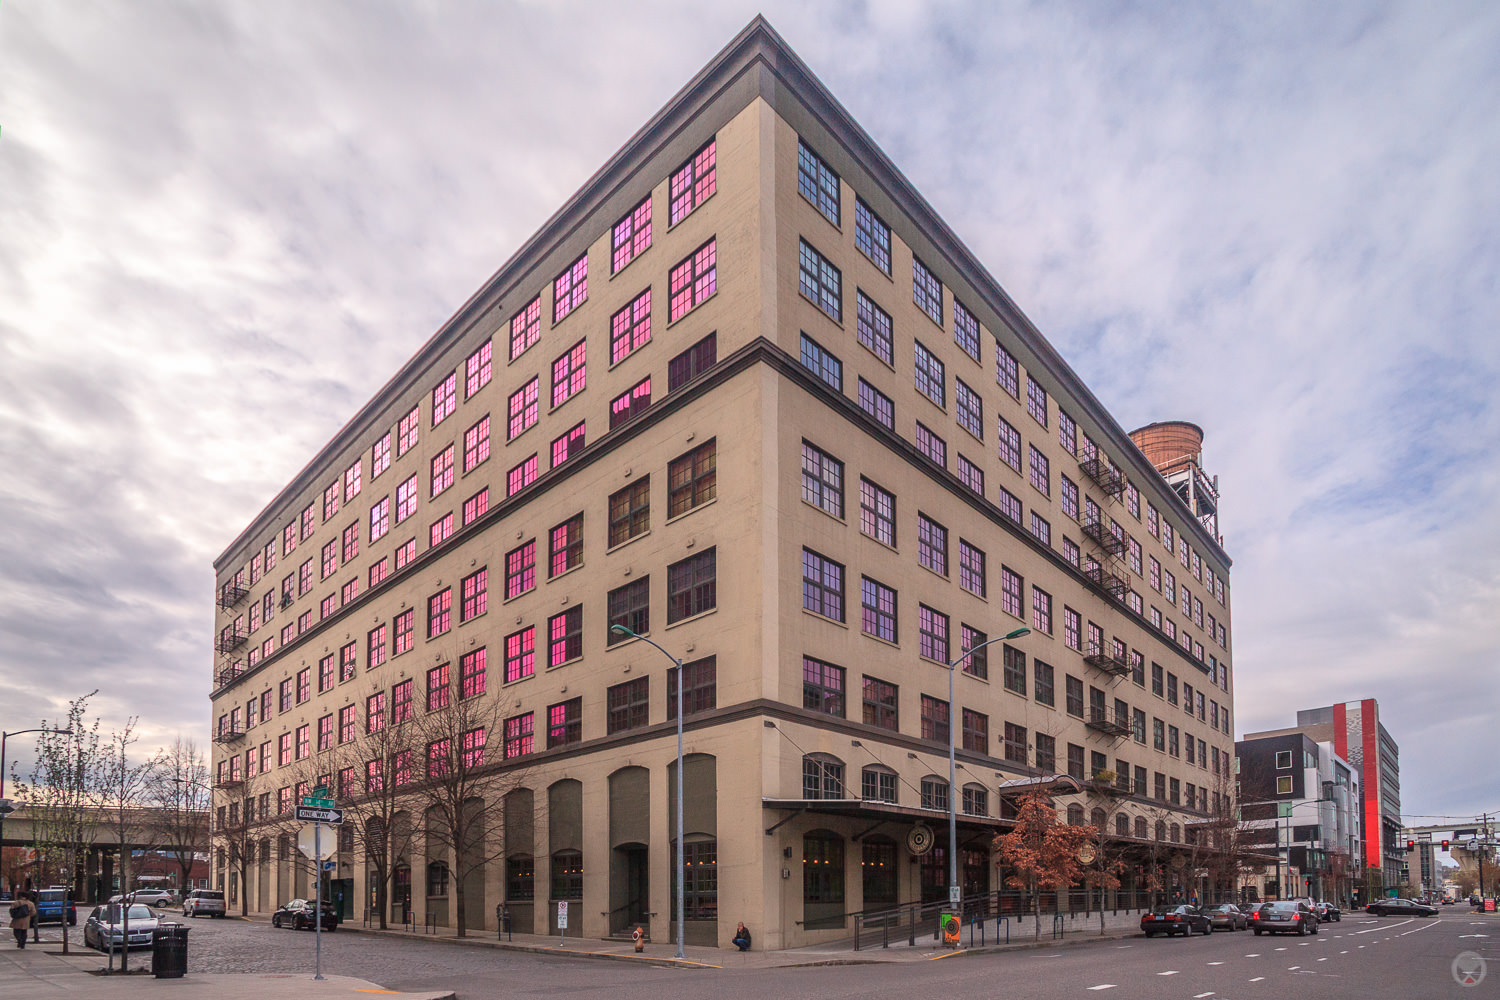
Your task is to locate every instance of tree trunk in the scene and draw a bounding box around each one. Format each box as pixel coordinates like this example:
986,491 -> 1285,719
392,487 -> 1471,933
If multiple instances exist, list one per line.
1032,884 -> 1042,941
455,880 -> 467,938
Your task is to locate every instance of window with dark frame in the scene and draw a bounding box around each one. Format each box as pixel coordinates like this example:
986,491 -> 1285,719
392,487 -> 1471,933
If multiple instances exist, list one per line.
606,676 -> 650,733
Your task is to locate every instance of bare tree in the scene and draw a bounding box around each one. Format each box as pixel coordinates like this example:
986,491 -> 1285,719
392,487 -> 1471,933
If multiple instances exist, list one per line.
214,768 -> 293,917
96,719 -> 162,897
12,694 -> 103,898
145,738 -> 211,892
287,679 -> 418,929
993,787 -> 1093,940
404,684 -> 526,938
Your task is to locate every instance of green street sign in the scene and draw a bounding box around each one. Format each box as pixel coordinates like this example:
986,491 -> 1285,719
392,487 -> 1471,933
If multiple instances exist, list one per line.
302,796 -> 335,808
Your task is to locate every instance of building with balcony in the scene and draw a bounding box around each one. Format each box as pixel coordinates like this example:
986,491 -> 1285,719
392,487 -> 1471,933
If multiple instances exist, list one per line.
207,18 -> 1236,947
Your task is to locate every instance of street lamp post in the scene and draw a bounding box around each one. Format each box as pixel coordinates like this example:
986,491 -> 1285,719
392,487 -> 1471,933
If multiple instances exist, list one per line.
609,624 -> 686,960
946,627 -> 1031,914
0,727 -> 74,890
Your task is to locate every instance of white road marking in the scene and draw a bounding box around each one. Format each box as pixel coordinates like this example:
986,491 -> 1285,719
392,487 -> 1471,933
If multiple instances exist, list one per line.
1194,993 -> 1215,998
1158,970 -> 1179,976
1289,965 -> 1300,970
1207,961 -> 1224,965
1275,946 -> 1287,951
1245,953 -> 1260,957
1340,950 -> 1348,954
1249,977 -> 1265,982
1317,957 -> 1328,962
1460,934 -> 1489,938
1086,986 -> 1116,991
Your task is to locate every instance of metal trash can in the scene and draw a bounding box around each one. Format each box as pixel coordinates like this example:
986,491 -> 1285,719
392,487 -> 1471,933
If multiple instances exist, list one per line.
151,923 -> 189,979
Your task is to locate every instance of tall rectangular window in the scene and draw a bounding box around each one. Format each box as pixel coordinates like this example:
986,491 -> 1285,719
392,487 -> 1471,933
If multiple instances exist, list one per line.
550,421 -> 586,468
797,140 -> 840,224
668,238 -> 716,321
668,139 -> 715,225
801,442 -> 843,518
1026,374 -> 1048,427
370,497 -> 391,542
508,377 -> 539,439
611,195 -> 652,273
504,627 -> 536,683
371,432 -> 391,478
429,511 -> 452,547
430,444 -> 455,497
547,698 -> 582,747
1003,644 -> 1027,695
551,338 -> 587,408
431,371 -> 457,426
798,239 -> 841,321
668,439 -> 716,516
862,676 -> 898,731
953,300 -> 981,362
609,288 -> 652,363
506,454 -> 538,497
920,694 -> 950,743
855,290 -> 893,364
504,714 -> 533,759
505,540 -> 536,599
914,422 -> 946,467
958,540 -> 985,597
667,332 -> 717,391
912,257 -> 942,325
606,578 -> 650,643
396,474 -> 419,524
962,709 -> 988,754
799,332 -> 843,390
955,379 -> 982,438
608,476 -> 650,547
913,341 -> 945,407
552,252 -> 588,323
392,679 -> 413,724
609,377 -> 651,428
1000,566 -> 1023,618
463,416 -> 490,472
803,657 -> 845,716
801,548 -> 844,621
367,623 -> 386,669
510,297 -> 541,360
397,406 -> 420,457
548,514 -> 583,577
1028,445 -> 1050,496
667,656 -> 717,718
666,549 -> 716,623
464,340 -> 492,398
857,379 -> 894,430
606,677 -> 650,733
1058,410 -> 1077,454
854,198 -> 891,274
860,577 -> 897,642
427,589 -> 452,638
997,416 -> 1021,471
548,606 -> 583,666
1034,659 -> 1055,706
460,568 -> 487,621
918,605 -> 948,662
995,345 -> 1019,398
1031,587 -> 1052,634
917,514 -> 947,575
859,478 -> 895,545
959,624 -> 988,678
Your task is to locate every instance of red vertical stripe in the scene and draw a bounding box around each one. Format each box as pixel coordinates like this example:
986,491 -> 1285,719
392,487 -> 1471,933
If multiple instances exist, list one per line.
1362,700 -> 1380,870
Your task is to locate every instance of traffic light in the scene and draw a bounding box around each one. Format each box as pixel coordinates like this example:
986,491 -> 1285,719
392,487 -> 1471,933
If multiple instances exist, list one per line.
1443,839 -> 1451,850
1407,839 -> 1416,852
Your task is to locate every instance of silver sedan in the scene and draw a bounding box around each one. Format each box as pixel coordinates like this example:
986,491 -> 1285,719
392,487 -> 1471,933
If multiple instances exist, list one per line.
82,904 -> 161,951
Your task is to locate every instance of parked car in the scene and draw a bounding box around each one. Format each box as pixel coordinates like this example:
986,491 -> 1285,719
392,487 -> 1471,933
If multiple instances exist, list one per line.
1141,904 -> 1213,937
271,898 -> 339,931
82,904 -> 161,951
1315,902 -> 1341,922
1366,898 -> 1438,917
1206,902 -> 1248,931
183,888 -> 227,918
108,888 -> 177,908
1251,900 -> 1320,936
32,887 -> 77,926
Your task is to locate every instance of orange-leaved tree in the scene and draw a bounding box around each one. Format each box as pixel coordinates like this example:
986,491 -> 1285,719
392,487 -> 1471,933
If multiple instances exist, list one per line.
993,787 -> 1093,939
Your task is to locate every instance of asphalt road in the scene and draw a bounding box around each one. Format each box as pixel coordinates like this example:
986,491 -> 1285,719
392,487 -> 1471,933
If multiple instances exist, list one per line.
99,909 -> 1496,999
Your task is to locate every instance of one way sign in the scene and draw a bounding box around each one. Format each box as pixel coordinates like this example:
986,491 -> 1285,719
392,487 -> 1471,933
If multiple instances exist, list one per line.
295,805 -> 345,824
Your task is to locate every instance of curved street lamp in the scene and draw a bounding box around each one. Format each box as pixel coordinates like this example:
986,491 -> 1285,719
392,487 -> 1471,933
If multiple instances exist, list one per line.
609,624 -> 686,960
945,627 -> 1030,912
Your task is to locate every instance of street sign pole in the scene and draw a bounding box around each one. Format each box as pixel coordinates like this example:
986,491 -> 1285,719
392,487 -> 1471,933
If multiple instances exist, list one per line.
314,819 -> 324,981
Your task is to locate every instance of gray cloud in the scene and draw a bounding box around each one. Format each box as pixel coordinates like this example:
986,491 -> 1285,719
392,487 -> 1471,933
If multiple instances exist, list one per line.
1,0 -> 1496,820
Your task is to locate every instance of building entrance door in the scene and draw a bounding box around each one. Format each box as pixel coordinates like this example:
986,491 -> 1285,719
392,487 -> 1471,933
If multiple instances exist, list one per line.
610,845 -> 649,934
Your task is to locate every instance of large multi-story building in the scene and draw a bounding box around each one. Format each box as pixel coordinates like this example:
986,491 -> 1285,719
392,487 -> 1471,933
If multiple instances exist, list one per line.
208,19 -> 1236,948
1234,732 -> 1360,902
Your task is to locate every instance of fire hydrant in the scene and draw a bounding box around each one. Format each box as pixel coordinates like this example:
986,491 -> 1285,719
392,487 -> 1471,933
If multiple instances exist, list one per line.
632,924 -> 644,953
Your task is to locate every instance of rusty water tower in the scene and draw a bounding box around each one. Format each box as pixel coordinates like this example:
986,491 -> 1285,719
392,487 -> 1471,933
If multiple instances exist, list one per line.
1128,421 -> 1221,544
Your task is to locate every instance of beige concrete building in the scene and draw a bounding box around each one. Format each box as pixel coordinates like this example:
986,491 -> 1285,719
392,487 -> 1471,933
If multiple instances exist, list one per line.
208,18 -> 1235,949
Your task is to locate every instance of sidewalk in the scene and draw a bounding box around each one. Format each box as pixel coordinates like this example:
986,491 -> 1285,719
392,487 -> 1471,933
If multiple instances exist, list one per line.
0,940 -> 455,1000
323,913 -> 1146,969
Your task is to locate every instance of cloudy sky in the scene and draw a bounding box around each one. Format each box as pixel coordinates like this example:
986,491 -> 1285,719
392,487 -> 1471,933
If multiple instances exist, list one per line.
2,1 -> 1496,827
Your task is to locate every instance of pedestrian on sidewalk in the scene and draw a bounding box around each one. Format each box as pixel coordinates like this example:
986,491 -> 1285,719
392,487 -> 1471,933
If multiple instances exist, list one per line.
731,922 -> 751,951
632,924 -> 645,953
9,892 -> 37,949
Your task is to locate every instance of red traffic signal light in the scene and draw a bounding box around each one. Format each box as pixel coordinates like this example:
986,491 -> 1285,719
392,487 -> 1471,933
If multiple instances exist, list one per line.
1407,840 -> 1416,852
1442,839 -> 1450,850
